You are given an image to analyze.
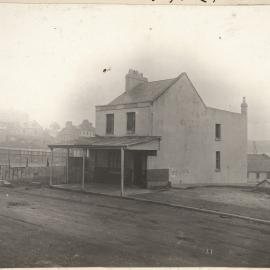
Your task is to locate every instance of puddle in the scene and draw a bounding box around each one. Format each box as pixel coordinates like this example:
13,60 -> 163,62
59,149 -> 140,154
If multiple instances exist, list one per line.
176,235 -> 195,243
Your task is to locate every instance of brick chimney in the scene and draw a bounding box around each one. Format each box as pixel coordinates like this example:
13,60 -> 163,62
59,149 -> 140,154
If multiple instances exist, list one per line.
241,97 -> 248,115
125,69 -> 148,92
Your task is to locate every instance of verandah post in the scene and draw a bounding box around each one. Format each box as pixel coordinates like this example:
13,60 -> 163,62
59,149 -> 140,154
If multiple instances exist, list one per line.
121,147 -> 125,197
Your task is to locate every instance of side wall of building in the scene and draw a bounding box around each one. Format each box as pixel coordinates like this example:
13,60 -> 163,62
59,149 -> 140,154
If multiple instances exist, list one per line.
148,74 -> 247,185
148,74 -> 213,184
95,104 -> 152,136
207,108 -> 247,184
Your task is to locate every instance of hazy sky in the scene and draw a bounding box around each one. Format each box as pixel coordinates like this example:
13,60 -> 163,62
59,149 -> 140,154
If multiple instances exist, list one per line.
0,4 -> 270,140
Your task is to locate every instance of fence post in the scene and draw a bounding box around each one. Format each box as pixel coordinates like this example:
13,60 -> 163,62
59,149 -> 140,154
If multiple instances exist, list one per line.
121,147 -> 125,197
50,147 -> 54,186
66,148 -> 69,184
82,148 -> 86,190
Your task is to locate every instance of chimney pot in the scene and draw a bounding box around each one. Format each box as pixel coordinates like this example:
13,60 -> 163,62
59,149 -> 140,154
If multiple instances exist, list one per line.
241,97 -> 248,115
125,69 -> 148,92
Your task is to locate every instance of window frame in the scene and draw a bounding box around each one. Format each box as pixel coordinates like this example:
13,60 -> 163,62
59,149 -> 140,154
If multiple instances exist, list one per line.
126,112 -> 136,134
215,123 -> 221,141
215,151 -> 221,171
106,113 -> 114,135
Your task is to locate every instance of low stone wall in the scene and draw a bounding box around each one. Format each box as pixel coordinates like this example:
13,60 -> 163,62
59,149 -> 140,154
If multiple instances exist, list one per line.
247,172 -> 267,184
146,169 -> 169,189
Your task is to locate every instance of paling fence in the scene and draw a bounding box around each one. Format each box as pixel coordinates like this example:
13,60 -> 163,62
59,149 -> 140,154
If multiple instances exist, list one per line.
0,147 -> 66,184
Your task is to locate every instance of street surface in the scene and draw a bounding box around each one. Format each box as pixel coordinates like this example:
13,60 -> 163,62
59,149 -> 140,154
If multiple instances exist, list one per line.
0,186 -> 269,267
133,186 -> 270,220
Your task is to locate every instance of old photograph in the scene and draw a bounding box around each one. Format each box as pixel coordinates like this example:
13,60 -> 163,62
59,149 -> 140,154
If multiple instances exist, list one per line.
0,2 -> 270,267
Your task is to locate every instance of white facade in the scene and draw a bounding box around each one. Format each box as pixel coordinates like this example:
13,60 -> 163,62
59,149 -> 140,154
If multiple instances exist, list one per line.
95,71 -> 248,185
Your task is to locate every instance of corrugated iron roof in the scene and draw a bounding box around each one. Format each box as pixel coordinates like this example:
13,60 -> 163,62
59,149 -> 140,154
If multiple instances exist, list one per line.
49,136 -> 161,149
248,154 -> 270,172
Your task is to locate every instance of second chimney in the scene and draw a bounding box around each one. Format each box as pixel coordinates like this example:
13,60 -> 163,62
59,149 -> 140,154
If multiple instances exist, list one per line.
125,69 -> 148,92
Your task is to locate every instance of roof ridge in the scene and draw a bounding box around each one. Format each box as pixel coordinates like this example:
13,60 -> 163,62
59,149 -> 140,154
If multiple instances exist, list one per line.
148,77 -> 177,84
207,106 -> 240,115
128,77 -> 177,93
152,72 -> 186,102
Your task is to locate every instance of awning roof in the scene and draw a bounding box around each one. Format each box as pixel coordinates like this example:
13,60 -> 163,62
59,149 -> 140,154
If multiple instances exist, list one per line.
48,136 -> 161,150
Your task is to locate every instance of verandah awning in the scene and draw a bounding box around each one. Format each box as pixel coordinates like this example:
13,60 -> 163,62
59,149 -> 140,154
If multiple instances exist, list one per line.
48,136 -> 161,196
48,136 -> 161,151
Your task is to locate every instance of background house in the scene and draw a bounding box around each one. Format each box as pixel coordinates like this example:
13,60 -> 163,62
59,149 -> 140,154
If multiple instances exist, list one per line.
247,153 -> 270,183
57,120 -> 95,144
0,120 -> 54,149
21,121 -> 44,137
47,122 -> 61,138
78,119 -> 95,138
56,120 -> 95,158
57,121 -> 79,144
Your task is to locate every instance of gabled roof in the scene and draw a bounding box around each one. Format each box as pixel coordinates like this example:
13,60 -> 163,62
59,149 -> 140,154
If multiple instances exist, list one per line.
248,154 -> 270,172
108,74 -> 183,106
107,72 -> 207,109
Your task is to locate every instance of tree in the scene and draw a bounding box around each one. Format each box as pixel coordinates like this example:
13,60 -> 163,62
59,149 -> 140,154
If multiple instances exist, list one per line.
49,122 -> 61,131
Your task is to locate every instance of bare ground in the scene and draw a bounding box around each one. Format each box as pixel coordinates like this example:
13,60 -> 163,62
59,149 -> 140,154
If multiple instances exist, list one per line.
0,186 -> 270,267
132,186 -> 270,220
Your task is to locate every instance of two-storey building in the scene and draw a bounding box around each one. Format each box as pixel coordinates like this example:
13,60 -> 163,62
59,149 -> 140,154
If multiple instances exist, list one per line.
49,69 -> 248,190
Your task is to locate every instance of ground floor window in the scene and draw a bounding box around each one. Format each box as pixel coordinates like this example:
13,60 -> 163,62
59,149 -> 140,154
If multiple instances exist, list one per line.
215,151 -> 221,171
108,151 -> 120,169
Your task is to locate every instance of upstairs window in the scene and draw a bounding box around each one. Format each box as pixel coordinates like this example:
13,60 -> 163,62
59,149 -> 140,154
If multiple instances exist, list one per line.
127,112 -> 136,134
216,151 -> 221,171
106,114 -> 114,135
215,124 -> 221,140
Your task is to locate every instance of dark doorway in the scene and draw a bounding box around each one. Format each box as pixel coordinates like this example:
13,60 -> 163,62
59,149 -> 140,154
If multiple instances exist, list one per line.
133,152 -> 146,188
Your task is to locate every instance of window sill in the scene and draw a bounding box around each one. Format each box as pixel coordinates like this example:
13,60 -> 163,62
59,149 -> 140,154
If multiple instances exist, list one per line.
215,169 -> 221,172
215,138 -> 221,141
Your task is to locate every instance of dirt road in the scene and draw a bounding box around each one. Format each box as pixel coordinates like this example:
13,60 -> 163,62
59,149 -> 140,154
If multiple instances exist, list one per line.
0,186 -> 270,267
132,186 -> 270,220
